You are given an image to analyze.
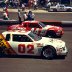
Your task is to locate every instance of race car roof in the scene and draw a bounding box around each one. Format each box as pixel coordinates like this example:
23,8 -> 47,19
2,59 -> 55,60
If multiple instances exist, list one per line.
2,30 -> 31,35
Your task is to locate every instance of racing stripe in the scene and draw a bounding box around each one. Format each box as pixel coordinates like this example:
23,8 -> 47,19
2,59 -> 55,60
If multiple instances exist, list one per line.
0,34 -> 17,55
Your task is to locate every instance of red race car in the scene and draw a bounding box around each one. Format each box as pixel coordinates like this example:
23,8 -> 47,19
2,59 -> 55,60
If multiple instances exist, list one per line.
8,21 -> 64,38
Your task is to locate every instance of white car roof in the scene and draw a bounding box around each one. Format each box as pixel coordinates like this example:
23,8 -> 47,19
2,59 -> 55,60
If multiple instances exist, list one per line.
2,30 -> 31,35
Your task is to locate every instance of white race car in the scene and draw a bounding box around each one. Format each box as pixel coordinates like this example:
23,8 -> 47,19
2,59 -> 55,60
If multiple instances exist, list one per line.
49,4 -> 72,12
1,30 -> 68,59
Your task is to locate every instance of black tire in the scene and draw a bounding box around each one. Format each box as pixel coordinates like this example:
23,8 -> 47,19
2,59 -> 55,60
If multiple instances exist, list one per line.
53,9 -> 57,12
67,9 -> 71,12
0,49 -> 7,57
46,31 -> 56,38
57,35 -> 62,38
41,46 -> 56,59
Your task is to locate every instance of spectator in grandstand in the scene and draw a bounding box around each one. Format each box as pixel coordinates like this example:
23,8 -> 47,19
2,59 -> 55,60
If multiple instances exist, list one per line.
39,0 -> 46,7
3,7 -> 9,20
27,10 -> 35,20
28,0 -> 33,9
18,9 -> 22,23
46,1 -> 51,11
33,0 -> 38,10
3,0 -> 9,7
23,12 -> 28,21
3,11 -> 9,20
14,0 -> 19,8
56,3 -> 60,7
21,3 -> 25,11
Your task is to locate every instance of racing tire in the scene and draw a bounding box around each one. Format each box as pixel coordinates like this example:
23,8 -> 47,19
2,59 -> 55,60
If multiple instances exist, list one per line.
57,35 -> 62,38
53,9 -> 57,12
46,31 -> 56,38
67,9 -> 72,12
41,46 -> 56,59
0,49 -> 7,57
48,9 -> 51,12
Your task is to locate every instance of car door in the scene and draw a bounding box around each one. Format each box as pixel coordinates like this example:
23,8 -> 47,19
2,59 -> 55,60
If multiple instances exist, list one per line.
59,5 -> 65,11
22,22 -> 29,31
29,23 -> 43,35
8,34 -> 38,55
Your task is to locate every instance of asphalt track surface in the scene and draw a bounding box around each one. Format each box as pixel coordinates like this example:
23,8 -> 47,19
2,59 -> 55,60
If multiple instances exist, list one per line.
0,12 -> 72,72
0,12 -> 72,21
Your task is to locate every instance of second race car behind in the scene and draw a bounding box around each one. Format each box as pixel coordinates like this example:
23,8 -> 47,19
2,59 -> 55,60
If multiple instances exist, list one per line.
7,21 -> 64,38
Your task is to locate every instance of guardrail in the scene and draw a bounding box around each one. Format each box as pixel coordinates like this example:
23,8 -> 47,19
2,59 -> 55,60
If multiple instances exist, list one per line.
0,20 -> 20,25
61,21 -> 72,27
0,20 -> 72,27
42,21 -> 72,27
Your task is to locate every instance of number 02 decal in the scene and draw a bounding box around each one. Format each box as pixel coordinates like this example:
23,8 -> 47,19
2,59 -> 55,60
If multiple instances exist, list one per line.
18,44 -> 34,54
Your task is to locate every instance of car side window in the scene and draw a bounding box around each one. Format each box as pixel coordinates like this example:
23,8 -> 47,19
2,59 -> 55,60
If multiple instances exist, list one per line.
5,34 -> 10,41
60,5 -> 64,7
29,23 -> 41,28
12,34 -> 33,42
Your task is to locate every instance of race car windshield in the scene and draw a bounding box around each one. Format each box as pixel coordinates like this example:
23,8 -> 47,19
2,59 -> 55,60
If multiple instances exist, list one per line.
39,22 -> 46,27
60,5 -> 64,7
28,32 -> 42,41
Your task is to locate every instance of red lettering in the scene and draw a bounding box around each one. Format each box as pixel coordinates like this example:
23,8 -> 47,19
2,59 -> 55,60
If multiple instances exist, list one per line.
18,44 -> 25,53
18,44 -> 34,54
27,44 -> 34,54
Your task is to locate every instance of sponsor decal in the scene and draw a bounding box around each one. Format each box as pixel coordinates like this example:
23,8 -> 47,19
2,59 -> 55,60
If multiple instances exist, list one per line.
0,34 -> 16,55
18,44 -> 34,54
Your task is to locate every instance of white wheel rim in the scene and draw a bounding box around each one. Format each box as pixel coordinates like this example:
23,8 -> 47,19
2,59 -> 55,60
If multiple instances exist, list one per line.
43,48 -> 53,58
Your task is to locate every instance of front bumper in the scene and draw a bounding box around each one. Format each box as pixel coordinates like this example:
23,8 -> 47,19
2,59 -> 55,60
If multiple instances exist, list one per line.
56,46 -> 68,56
56,30 -> 64,37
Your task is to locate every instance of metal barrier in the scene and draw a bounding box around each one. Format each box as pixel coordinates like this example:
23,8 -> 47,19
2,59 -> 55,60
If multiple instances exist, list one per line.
0,20 -> 20,25
42,21 -> 72,27
0,20 -> 72,27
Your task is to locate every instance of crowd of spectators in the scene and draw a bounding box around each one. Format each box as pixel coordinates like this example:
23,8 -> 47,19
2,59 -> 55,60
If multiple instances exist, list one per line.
0,0 -> 71,9
1,0 -> 69,11
0,0 -> 19,8
0,0 -> 54,9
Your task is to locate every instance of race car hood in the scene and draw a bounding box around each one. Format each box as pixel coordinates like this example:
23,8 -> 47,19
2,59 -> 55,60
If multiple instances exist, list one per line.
44,25 -> 53,29
8,24 -> 19,30
66,6 -> 72,9
44,25 -> 58,29
36,37 -> 65,48
44,25 -> 62,31
9,25 -> 18,28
